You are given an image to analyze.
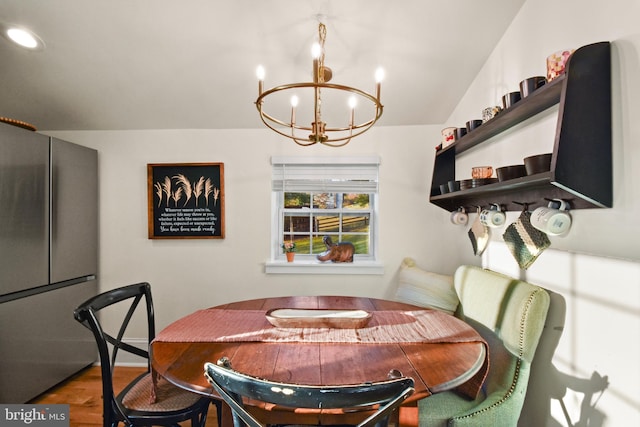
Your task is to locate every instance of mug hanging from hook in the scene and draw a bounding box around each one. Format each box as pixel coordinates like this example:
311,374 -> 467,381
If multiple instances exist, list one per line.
450,206 -> 469,226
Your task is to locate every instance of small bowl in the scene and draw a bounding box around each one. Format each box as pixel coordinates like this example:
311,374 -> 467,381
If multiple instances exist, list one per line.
519,76 -> 546,98
439,183 -> 449,195
502,91 -> 522,109
547,49 -> 575,81
524,153 -> 552,175
466,119 -> 483,132
447,180 -> 460,192
496,165 -> 527,181
455,127 -> 467,139
471,166 -> 493,179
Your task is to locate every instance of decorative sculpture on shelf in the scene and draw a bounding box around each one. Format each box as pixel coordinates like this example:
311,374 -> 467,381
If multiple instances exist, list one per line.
316,236 -> 355,263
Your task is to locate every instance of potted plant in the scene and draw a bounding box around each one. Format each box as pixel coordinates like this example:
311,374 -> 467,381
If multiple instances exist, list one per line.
282,241 -> 296,262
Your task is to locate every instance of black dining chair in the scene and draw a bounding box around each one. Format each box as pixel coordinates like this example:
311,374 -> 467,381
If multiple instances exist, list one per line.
204,357 -> 415,427
74,282 -> 220,427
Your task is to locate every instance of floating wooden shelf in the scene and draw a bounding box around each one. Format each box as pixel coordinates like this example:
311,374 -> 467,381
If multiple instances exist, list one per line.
430,42 -> 612,212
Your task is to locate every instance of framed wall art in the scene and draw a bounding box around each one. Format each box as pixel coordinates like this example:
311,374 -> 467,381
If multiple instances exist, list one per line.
147,163 -> 225,239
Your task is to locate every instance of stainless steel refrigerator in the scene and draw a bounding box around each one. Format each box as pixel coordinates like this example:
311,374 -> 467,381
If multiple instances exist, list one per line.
0,122 -> 98,403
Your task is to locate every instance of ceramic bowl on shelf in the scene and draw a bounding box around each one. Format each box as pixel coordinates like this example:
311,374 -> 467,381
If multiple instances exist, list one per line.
502,91 -> 522,109
455,127 -> 467,139
496,164 -> 527,181
466,119 -> 483,132
547,49 -> 575,81
519,76 -> 546,98
471,166 -> 493,179
439,183 -> 449,195
447,180 -> 460,192
524,153 -> 552,175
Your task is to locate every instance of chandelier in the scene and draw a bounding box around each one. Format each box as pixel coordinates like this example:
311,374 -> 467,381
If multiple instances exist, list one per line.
255,23 -> 384,147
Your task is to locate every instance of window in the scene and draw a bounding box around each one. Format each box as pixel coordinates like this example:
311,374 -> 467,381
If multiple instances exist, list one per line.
270,156 -> 380,270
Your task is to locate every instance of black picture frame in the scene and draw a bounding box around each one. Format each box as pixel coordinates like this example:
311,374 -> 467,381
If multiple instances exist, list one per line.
147,163 -> 225,239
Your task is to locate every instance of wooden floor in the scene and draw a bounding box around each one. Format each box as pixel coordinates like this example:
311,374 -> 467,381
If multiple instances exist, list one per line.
29,365 -> 219,427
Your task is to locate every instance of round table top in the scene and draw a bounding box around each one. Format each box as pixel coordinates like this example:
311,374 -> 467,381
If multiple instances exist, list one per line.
151,296 -> 487,425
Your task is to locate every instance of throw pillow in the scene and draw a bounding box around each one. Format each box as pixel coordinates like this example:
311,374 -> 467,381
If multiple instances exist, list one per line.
395,258 -> 460,315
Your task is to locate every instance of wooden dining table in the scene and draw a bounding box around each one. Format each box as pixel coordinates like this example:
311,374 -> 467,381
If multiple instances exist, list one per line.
150,296 -> 488,426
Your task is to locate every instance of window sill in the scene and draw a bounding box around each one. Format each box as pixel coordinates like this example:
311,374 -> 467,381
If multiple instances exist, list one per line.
265,260 -> 384,275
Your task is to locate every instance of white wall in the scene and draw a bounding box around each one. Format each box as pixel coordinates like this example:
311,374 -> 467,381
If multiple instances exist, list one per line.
47,125 -> 473,334
444,0 -> 640,425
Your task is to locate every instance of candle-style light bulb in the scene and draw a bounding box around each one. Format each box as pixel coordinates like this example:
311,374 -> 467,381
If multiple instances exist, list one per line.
311,43 -> 321,59
256,65 -> 265,81
256,65 -> 265,96
348,96 -> 357,127
348,96 -> 357,109
375,67 -> 384,101
290,95 -> 298,126
311,43 -> 322,83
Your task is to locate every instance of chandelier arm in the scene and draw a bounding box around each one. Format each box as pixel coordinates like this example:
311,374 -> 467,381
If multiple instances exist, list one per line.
294,138 -> 319,147
322,139 -> 352,148
256,83 -> 383,130
256,116 -> 382,146
257,99 -> 382,144
261,108 -> 382,137
258,107 -> 380,143
256,105 -> 314,132
256,110 -> 318,146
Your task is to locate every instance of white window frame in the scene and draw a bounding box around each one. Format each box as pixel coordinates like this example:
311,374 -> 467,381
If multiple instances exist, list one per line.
265,156 -> 384,275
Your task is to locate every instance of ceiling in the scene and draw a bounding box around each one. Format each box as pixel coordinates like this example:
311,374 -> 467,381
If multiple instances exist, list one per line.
0,0 -> 525,132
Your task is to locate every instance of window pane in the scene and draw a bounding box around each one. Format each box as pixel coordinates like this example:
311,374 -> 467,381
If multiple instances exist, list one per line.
311,234 -> 331,254
284,214 -> 310,233
315,215 -> 339,233
342,193 -> 370,209
313,193 -> 338,209
285,192 -> 310,208
343,234 -> 369,255
342,214 -> 370,232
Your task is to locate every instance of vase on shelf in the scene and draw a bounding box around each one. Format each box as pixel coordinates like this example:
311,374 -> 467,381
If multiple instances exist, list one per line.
286,252 -> 295,262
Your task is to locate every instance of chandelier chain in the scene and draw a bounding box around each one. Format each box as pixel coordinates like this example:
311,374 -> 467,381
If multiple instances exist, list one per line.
318,23 -> 327,84
316,23 -> 327,126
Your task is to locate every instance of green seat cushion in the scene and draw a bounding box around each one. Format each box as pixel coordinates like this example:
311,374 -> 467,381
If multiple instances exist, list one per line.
419,327 -> 532,426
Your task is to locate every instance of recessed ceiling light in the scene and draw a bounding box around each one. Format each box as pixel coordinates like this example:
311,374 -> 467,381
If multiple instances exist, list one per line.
3,25 -> 45,50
